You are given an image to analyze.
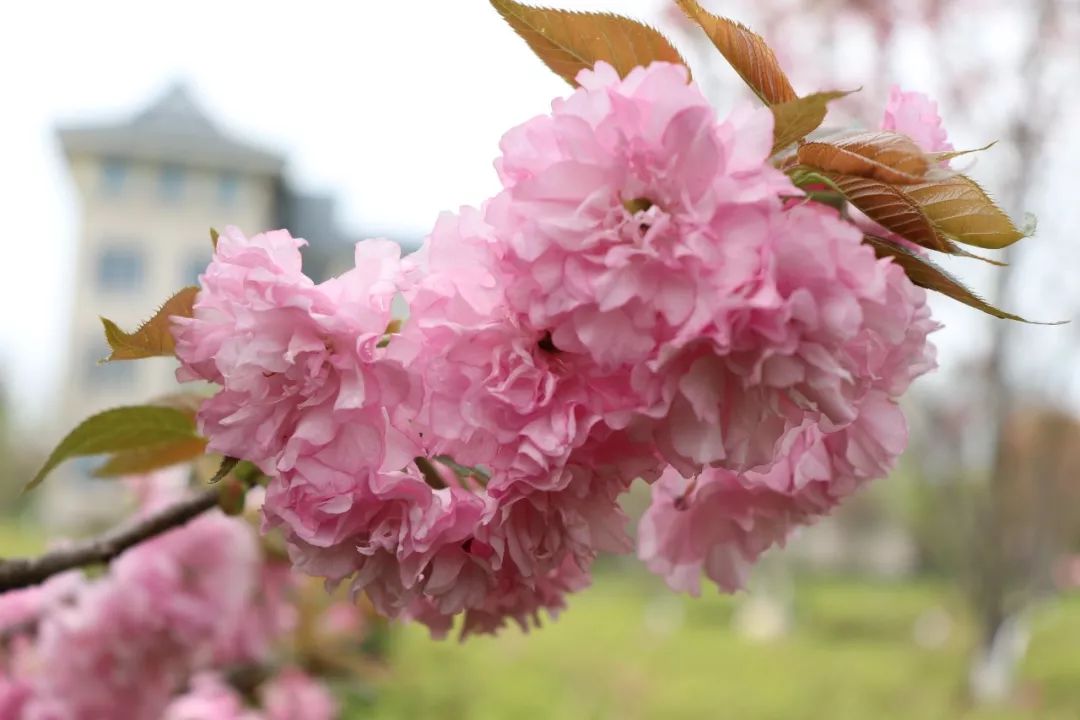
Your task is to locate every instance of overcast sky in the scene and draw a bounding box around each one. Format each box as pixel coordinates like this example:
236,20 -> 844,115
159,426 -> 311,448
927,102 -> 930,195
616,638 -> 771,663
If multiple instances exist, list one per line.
2,0 -> 1077,431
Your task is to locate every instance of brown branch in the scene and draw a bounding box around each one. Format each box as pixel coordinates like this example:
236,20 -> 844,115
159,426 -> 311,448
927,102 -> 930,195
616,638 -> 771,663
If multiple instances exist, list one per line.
0,487 -> 220,593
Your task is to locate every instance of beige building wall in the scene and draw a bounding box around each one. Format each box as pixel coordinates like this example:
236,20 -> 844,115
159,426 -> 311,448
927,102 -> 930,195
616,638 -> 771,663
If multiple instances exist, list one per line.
61,154 -> 277,429
46,85 -> 285,530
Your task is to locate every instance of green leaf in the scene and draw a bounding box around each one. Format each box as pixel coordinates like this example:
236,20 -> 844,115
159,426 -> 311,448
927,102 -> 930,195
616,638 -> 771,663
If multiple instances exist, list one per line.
100,286 -> 198,361
769,90 -> 851,155
210,227 -> 220,250
232,460 -> 263,484
92,437 -> 208,478
432,455 -> 492,485
27,405 -> 202,491
490,0 -> 689,86
217,475 -> 248,516
90,393 -> 208,478
864,235 -> 1059,324
415,457 -> 447,490
674,0 -> 795,104
209,456 -> 240,484
787,167 -> 844,194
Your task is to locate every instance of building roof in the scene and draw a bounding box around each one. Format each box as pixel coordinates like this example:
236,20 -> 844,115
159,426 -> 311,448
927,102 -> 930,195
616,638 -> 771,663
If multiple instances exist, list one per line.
56,82 -> 284,175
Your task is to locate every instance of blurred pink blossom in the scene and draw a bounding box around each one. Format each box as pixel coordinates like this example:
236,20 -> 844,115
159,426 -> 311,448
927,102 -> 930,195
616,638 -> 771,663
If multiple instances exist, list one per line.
163,673 -> 260,720
0,474 -> 295,720
262,667 -> 339,720
881,85 -> 954,153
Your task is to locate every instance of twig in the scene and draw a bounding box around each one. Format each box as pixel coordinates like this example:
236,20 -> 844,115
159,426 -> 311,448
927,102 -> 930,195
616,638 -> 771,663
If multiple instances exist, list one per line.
0,487 -> 220,593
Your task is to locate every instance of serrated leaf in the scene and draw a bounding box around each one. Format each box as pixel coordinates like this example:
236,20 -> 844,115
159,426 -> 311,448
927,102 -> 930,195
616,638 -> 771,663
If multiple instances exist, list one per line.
675,0 -> 795,104
927,141 -> 997,164
100,286 -> 198,361
824,173 -> 944,250
863,235 -> 1054,323
209,456 -> 240,484
769,90 -> 851,155
798,131 -> 931,184
92,437 -> 208,478
27,405 -> 202,491
820,171 -> 1012,264
902,175 -> 1025,249
490,0 -> 688,86
941,245 -> 1008,267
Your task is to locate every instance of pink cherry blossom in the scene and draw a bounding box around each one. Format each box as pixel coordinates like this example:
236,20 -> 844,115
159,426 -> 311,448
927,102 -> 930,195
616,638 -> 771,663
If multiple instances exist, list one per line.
162,668 -> 338,720
19,510 -> 260,719
489,62 -> 795,374
0,675 -> 32,720
881,85 -> 953,153
1,473 -> 292,720
390,204 -> 664,633
644,201 -> 937,475
639,389 -> 927,595
169,61 -> 940,633
163,673 -> 261,720
174,228 -> 413,473
635,200 -> 935,594
409,552 -> 592,639
177,227 -> 493,626
262,667 -> 339,720
214,560 -> 298,667
484,61 -> 936,482
0,571 -> 82,637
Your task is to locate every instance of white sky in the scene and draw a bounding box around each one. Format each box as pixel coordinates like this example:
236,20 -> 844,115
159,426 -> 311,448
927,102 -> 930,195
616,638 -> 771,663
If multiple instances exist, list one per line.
1,0 -> 1077,432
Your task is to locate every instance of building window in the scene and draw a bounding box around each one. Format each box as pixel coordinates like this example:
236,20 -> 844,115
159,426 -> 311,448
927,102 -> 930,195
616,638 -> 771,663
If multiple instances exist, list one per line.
100,157 -> 128,196
159,163 -> 186,202
97,245 -> 144,292
185,252 -> 210,286
217,171 -> 240,206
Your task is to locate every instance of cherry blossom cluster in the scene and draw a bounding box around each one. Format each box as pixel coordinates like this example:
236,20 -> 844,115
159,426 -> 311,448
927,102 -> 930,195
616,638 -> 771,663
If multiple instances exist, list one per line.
0,473 -> 339,720
173,61 -> 942,636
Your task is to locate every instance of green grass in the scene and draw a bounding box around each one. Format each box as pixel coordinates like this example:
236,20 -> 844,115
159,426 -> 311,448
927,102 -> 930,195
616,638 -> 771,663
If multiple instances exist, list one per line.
352,573 -> 1080,720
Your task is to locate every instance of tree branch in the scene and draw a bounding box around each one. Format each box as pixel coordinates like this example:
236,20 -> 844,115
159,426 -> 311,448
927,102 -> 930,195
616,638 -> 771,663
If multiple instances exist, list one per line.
0,487 -> 220,593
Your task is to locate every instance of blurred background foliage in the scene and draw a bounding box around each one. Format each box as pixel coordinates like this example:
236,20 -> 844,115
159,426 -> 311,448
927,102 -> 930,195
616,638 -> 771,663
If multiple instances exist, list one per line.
355,571 -> 1080,720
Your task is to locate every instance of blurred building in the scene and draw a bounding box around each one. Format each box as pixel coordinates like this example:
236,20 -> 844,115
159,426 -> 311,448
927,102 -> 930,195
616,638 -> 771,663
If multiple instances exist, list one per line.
47,82 -> 356,528
57,82 -> 283,428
